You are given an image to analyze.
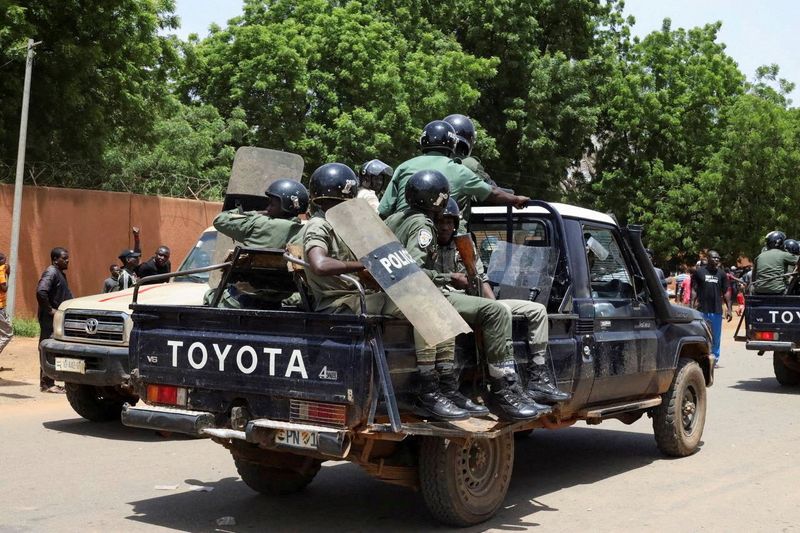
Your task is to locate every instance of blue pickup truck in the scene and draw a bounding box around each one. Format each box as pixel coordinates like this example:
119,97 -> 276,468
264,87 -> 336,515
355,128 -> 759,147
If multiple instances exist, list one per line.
121,201 -> 713,527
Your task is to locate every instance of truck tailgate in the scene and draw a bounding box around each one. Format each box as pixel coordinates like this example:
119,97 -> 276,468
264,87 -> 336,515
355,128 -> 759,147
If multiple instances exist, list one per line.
131,305 -> 373,424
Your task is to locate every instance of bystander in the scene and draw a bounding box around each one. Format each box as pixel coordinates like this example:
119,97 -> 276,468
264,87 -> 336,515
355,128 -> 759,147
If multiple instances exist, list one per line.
0,253 -> 13,356
691,250 -> 732,368
36,247 -> 73,392
102,264 -> 121,293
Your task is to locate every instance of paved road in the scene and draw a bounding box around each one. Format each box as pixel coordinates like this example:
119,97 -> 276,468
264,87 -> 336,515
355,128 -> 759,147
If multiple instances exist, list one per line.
1,329 -> 798,532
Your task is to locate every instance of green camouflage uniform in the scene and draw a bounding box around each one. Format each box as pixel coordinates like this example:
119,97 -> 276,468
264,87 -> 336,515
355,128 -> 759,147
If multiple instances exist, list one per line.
378,152 -> 493,221
211,208 -> 304,308
753,248 -> 799,294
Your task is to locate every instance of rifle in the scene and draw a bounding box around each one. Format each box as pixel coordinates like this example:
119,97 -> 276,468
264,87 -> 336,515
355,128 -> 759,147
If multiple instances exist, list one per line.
453,234 -> 481,296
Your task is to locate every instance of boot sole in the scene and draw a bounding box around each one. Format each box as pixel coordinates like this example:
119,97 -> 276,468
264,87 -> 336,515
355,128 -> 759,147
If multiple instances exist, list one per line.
412,405 -> 471,421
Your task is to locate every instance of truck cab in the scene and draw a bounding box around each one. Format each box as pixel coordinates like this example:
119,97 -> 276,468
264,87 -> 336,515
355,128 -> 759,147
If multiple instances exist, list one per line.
39,228 -> 217,421
121,200 -> 712,527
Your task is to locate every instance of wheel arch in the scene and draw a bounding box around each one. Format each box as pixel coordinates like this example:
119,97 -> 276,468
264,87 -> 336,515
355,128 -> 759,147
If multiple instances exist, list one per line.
674,338 -> 714,386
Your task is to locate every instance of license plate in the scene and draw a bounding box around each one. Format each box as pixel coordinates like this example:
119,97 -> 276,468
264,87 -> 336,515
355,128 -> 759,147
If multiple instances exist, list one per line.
274,429 -> 317,450
55,357 -> 86,374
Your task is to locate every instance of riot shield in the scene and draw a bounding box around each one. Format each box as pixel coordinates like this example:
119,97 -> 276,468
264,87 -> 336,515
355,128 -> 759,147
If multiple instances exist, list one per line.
327,199 -> 471,346
211,147 -> 304,286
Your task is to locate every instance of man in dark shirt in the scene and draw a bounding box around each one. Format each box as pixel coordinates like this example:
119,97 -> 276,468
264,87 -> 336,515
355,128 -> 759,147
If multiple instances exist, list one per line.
137,246 -> 171,284
36,247 -> 74,392
691,250 -> 732,367
102,264 -> 121,293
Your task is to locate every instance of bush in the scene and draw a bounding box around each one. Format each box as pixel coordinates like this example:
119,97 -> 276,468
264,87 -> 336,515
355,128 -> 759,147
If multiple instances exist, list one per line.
13,318 -> 40,338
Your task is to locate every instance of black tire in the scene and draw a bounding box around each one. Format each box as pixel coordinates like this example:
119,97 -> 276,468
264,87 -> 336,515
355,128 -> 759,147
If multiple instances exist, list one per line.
234,457 -> 321,496
419,434 -> 514,527
64,383 -> 127,422
514,429 -> 534,440
773,352 -> 800,386
652,358 -> 707,457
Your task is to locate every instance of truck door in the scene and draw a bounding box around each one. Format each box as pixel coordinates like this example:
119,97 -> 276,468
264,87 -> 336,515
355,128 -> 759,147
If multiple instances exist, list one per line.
582,224 -> 663,402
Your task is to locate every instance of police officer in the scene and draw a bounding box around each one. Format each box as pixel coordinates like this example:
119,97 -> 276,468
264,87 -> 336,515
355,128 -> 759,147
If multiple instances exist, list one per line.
378,120 -> 528,221
385,171 -> 545,421
442,113 -> 496,187
302,164 -> 468,421
212,178 -> 308,308
357,159 -> 393,211
752,231 -> 799,294
434,198 -> 570,405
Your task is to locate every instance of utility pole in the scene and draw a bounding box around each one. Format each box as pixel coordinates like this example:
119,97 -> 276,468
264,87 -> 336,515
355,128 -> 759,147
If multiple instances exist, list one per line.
7,39 -> 40,321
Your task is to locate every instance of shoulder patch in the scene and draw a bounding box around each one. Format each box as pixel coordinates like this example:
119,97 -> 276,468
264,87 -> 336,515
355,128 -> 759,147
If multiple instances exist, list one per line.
418,228 -> 433,249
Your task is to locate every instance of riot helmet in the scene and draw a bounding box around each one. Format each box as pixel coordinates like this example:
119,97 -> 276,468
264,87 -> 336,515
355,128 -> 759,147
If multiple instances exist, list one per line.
419,120 -> 458,155
765,230 -> 786,250
441,197 -> 460,221
405,170 -> 450,214
359,159 -> 393,193
309,163 -> 359,204
265,179 -> 309,217
443,114 -> 477,158
785,238 -> 800,255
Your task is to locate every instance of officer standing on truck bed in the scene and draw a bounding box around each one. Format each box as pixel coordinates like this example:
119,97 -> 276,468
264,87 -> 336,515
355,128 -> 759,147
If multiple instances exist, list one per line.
752,231 -> 799,294
212,178 -> 309,308
378,120 -> 529,222
385,171 -> 546,421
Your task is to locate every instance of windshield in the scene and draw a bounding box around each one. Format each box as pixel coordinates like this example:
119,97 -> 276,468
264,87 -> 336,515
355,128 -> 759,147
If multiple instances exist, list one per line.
174,230 -> 217,283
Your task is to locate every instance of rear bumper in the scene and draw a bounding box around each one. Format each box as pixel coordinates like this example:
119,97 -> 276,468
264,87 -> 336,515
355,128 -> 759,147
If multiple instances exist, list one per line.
39,338 -> 129,386
122,403 -> 352,458
745,341 -> 795,352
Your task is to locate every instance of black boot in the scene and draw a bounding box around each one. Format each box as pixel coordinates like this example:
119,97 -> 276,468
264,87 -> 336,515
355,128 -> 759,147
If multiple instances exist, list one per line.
416,371 -> 470,421
524,359 -> 572,404
439,370 -> 490,417
487,374 -> 552,421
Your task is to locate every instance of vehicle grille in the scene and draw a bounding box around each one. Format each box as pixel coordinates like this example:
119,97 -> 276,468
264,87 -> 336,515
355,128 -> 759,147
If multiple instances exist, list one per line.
63,311 -> 126,343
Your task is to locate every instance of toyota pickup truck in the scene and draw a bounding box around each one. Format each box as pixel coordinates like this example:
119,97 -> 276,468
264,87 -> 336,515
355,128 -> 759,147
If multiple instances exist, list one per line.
122,201 -> 713,527
39,228 -> 217,421
735,293 -> 800,386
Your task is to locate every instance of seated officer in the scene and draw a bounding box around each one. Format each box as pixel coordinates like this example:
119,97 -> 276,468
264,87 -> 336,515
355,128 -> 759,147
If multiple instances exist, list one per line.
212,179 -> 308,308
302,163 -> 468,421
433,199 -> 571,406
357,159 -> 393,211
385,171 -> 546,422
753,230 -> 799,294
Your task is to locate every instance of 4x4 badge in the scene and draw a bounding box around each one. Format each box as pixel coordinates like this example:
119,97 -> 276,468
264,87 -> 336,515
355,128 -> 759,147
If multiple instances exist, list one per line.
84,318 -> 99,335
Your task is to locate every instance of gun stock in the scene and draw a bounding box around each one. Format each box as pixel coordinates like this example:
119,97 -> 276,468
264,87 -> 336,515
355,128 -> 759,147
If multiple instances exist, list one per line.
453,234 -> 481,296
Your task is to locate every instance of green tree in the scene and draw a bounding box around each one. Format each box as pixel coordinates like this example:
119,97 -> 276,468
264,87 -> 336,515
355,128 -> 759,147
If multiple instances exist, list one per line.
0,0 -> 178,179
103,99 -> 248,199
179,0 -> 496,174
582,20 -> 746,259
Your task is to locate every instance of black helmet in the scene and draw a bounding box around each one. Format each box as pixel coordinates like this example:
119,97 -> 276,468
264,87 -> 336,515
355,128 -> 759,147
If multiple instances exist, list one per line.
766,230 -> 786,250
419,120 -> 458,155
405,170 -> 450,214
443,114 -> 476,158
359,159 -> 393,193
309,163 -> 359,204
785,238 -> 800,255
645,248 -> 654,259
441,197 -> 460,220
265,179 -> 309,216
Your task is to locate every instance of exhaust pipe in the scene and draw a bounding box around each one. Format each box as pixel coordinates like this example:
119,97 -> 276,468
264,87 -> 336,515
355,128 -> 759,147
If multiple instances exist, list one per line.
317,431 -> 352,458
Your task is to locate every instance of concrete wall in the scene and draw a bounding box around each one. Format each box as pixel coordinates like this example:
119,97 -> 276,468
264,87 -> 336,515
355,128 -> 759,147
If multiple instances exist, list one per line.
0,185 -> 222,318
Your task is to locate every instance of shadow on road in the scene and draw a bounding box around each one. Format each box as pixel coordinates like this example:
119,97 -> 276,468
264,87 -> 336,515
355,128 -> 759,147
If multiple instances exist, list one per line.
43,418 -> 197,443
124,425 -> 670,532
0,377 -> 30,387
0,392 -> 34,399
730,377 -> 800,395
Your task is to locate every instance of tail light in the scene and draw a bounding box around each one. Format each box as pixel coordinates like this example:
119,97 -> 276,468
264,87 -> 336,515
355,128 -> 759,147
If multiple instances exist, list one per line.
146,384 -> 187,406
290,399 -> 346,427
753,331 -> 778,341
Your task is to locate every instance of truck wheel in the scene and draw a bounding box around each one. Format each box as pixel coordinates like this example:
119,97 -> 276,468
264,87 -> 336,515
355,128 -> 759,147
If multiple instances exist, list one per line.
652,358 -> 707,457
773,352 -> 800,386
64,383 -> 127,422
234,457 -> 321,496
419,434 -> 514,527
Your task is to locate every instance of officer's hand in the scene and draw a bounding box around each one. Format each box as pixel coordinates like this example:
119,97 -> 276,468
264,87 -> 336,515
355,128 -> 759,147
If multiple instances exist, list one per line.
131,226 -> 140,235
513,195 -> 530,209
726,310 -> 733,322
449,273 -> 470,290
